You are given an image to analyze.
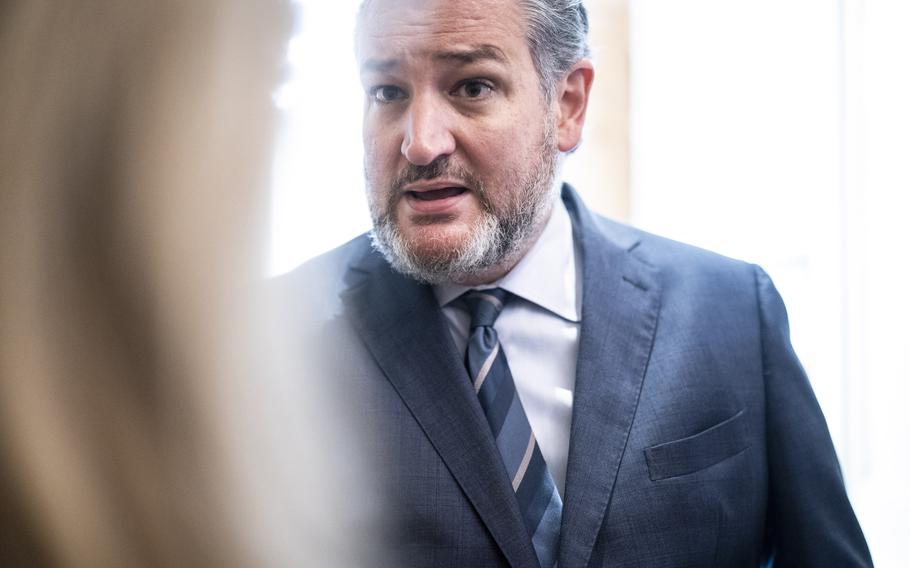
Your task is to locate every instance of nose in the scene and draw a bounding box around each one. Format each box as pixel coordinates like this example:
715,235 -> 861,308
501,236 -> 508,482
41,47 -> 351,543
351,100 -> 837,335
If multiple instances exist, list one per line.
401,95 -> 456,166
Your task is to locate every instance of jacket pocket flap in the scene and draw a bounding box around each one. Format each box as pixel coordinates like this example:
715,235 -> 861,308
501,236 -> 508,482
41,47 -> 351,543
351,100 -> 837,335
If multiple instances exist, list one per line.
645,409 -> 749,481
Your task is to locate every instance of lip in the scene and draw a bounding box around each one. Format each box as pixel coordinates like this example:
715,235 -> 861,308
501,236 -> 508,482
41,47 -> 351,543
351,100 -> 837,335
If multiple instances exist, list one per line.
401,180 -> 472,215
402,179 -> 471,193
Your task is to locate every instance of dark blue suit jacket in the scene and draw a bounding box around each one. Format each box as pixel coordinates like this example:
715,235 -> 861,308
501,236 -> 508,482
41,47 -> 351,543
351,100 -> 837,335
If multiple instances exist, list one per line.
286,185 -> 872,567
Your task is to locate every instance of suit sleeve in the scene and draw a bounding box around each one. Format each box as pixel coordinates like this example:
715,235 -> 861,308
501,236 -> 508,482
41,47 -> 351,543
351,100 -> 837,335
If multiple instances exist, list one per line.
755,265 -> 873,566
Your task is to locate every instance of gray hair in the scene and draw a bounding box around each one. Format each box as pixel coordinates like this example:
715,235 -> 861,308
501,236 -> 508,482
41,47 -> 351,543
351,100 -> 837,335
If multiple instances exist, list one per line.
521,0 -> 591,99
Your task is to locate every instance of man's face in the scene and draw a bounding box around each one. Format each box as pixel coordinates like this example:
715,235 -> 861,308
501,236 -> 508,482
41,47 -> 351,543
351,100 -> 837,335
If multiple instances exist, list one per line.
357,0 -> 560,284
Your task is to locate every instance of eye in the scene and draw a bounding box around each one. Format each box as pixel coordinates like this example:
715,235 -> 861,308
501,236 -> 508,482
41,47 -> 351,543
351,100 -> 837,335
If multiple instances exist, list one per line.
370,85 -> 407,103
452,80 -> 494,100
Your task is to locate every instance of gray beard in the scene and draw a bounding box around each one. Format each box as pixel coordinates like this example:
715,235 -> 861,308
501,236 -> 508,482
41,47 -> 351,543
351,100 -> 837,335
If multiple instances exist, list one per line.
367,132 -> 559,285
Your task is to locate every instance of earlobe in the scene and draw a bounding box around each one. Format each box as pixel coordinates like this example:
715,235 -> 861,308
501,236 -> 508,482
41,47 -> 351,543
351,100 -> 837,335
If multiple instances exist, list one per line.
556,60 -> 595,153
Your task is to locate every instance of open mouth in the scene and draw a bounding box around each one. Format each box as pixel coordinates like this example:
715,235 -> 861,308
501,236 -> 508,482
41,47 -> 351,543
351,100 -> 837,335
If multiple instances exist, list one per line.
408,187 -> 468,201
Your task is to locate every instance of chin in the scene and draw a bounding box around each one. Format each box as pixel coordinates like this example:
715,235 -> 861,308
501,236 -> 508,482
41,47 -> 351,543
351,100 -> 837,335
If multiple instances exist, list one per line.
401,220 -> 472,253
371,208 -> 505,285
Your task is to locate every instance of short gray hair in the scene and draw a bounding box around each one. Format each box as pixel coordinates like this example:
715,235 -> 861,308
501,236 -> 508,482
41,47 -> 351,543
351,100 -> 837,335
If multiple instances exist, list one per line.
521,0 -> 590,99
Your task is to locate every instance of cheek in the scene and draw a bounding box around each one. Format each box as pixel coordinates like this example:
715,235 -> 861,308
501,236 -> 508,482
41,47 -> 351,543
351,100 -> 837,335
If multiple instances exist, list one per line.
363,145 -> 390,190
364,128 -> 402,174
471,103 -> 547,160
474,126 -> 538,177
363,144 -> 404,216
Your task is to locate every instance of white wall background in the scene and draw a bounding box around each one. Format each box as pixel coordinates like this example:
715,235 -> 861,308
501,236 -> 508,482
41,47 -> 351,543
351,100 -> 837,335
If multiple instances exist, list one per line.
271,1 -> 909,564
270,0 -> 369,275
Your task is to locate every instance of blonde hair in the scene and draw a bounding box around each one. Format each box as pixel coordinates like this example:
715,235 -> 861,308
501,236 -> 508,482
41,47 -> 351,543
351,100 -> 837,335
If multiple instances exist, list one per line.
0,2 -> 371,565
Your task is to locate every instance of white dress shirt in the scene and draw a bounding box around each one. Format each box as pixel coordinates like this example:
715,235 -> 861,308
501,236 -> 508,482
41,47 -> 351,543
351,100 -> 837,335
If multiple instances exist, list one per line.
434,198 -> 582,496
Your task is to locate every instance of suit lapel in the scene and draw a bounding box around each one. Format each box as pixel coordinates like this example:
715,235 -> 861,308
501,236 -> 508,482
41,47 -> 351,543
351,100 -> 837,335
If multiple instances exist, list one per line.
341,250 -> 540,568
559,187 -> 662,567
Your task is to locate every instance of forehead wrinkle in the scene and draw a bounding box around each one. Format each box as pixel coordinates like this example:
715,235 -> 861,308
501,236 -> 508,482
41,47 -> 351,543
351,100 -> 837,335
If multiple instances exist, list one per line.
361,45 -> 509,77
357,0 -> 527,64
361,57 -> 398,74
432,45 -> 508,66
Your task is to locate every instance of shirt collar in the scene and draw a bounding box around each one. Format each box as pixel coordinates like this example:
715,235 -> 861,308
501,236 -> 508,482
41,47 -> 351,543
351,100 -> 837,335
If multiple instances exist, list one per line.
433,194 -> 581,323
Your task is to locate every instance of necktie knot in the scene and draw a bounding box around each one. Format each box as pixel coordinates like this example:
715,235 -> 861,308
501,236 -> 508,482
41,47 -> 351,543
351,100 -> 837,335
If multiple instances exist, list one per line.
464,288 -> 508,329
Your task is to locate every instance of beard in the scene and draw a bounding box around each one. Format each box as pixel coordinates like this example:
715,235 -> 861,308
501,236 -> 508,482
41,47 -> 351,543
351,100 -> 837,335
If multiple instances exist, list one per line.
366,124 -> 559,285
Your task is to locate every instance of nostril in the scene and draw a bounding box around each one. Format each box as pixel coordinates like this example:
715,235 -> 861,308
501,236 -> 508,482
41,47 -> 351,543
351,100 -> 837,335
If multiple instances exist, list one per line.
402,128 -> 456,162
402,135 -> 454,166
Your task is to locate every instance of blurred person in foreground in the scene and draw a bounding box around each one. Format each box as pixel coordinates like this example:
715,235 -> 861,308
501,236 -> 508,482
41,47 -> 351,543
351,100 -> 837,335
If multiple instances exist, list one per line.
0,1 -> 374,566
283,0 -> 873,566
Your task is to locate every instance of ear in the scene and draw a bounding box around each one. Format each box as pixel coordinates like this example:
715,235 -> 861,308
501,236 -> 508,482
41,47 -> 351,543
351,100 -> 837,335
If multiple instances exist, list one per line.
555,60 -> 595,153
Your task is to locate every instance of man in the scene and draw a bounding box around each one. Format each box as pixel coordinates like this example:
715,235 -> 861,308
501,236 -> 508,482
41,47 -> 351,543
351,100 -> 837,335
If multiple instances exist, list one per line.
286,0 -> 873,565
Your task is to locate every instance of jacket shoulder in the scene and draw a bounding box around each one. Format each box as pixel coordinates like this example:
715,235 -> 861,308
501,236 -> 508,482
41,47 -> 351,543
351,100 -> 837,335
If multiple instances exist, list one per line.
270,233 -> 373,321
587,214 -> 762,308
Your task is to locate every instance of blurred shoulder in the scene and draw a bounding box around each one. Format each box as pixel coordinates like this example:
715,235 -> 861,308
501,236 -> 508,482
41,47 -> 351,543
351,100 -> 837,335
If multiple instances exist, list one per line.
270,233 -> 373,321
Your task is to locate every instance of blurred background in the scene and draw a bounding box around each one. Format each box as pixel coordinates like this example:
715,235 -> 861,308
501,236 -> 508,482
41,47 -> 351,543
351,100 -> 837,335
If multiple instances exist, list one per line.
271,0 -> 909,565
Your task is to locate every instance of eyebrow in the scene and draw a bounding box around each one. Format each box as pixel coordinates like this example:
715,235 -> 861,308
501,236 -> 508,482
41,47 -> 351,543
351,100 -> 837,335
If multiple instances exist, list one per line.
433,45 -> 508,65
361,44 -> 508,73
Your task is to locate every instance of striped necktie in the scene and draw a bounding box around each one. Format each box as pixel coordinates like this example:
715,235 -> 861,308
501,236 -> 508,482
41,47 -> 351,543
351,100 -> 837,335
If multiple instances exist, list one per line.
463,288 -> 562,567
